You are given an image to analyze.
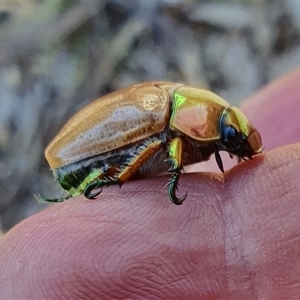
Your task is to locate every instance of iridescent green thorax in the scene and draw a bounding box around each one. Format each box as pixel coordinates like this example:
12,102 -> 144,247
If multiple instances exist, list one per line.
170,87 -> 229,141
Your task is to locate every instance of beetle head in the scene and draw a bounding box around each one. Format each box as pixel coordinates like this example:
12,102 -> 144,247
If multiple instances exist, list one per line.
217,106 -> 263,170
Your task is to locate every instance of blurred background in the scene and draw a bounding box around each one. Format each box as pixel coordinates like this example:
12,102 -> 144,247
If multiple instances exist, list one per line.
0,1 -> 300,232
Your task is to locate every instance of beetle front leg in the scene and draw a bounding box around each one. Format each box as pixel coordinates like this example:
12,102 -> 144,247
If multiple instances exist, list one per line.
166,137 -> 187,205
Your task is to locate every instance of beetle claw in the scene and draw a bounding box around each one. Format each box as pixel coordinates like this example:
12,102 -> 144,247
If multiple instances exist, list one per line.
168,171 -> 186,205
84,181 -> 104,199
84,178 -> 121,199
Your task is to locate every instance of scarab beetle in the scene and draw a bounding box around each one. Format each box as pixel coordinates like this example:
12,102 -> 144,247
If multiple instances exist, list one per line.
39,81 -> 263,205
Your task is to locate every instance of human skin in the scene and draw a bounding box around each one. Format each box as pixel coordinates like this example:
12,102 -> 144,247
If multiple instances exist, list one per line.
1,69 -> 300,299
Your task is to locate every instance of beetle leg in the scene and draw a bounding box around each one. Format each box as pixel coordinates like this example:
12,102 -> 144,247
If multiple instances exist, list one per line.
102,162 -> 118,177
117,139 -> 163,183
215,150 -> 224,173
165,137 -> 182,172
84,181 -> 104,199
84,178 -> 117,199
167,171 -> 187,205
165,137 -> 187,205
36,194 -> 71,203
83,138 -> 163,200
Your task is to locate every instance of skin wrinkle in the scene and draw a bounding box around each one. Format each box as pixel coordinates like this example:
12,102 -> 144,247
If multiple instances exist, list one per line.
72,255 -> 104,299
119,250 -> 179,297
223,164 -> 262,299
82,219 -> 135,298
50,205 -> 132,298
98,193 -> 188,298
51,223 -> 101,299
224,144 -> 300,298
104,174 -> 227,298
183,178 -> 227,295
119,256 -> 177,298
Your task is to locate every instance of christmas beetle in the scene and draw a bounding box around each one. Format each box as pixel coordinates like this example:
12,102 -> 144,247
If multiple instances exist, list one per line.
39,81 -> 263,205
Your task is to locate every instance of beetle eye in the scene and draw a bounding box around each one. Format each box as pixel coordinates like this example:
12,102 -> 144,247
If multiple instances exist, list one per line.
221,125 -> 242,150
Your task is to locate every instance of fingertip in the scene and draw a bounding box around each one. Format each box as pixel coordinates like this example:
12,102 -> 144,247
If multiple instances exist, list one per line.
0,176 -> 227,299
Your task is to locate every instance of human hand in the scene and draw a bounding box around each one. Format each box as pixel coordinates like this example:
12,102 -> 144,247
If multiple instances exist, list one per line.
1,69 -> 300,299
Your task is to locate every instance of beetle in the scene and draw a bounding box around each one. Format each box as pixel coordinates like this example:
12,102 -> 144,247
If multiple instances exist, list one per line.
39,81 -> 263,205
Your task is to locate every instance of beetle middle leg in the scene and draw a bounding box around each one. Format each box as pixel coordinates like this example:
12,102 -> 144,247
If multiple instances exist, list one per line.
117,139 -> 163,184
165,137 -> 187,205
84,177 -> 118,199
83,163 -> 121,199
82,138 -> 164,200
